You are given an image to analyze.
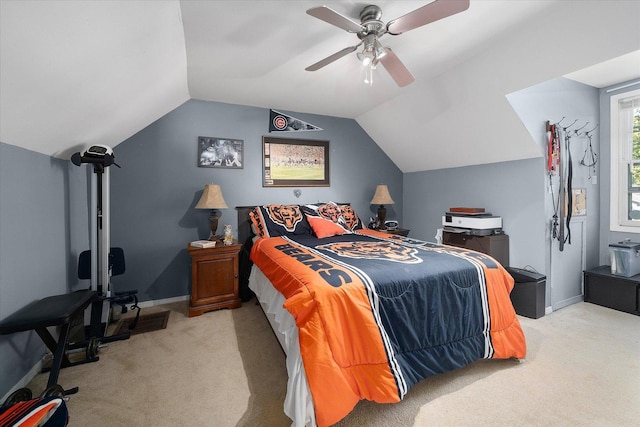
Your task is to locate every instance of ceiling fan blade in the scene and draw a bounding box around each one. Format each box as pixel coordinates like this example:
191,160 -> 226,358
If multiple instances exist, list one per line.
379,48 -> 415,87
307,6 -> 364,33
305,45 -> 359,71
386,0 -> 470,35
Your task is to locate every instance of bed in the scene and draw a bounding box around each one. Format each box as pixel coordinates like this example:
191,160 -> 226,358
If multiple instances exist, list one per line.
237,203 -> 526,427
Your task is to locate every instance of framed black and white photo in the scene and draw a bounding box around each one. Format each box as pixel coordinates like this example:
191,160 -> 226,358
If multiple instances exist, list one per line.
198,136 -> 243,169
262,136 -> 329,187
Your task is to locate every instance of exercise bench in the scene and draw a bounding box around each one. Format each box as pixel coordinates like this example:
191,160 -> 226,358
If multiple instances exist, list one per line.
0,290 -> 98,396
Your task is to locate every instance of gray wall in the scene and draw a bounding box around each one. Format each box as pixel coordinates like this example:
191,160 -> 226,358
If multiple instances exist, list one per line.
404,77 -> 601,311
599,79 -> 640,261
0,142 -> 89,398
506,77 -> 600,310
403,158 -> 546,271
107,99 -> 403,301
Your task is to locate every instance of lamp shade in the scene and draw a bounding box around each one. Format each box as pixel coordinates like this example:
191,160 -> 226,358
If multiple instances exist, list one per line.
195,184 -> 228,209
370,185 -> 394,205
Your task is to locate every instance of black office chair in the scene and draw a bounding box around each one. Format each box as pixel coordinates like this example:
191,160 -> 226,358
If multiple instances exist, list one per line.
77,247 -> 140,345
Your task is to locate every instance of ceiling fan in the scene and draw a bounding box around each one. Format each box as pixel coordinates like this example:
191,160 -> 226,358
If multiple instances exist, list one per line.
305,0 -> 470,87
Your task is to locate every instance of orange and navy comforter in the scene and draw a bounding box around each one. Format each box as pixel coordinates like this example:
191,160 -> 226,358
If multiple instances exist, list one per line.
250,230 -> 526,426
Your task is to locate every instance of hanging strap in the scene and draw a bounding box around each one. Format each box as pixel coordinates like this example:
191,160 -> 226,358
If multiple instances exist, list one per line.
564,133 -> 573,245
549,124 -> 561,243
558,126 -> 565,252
548,124 -> 555,172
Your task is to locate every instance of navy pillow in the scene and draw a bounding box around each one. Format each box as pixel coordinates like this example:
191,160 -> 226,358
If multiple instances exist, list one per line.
249,205 -> 312,238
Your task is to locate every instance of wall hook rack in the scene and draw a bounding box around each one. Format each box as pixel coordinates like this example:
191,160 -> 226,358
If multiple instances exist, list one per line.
562,118 -> 579,131
584,123 -> 599,135
546,117 -> 565,132
573,122 -> 589,135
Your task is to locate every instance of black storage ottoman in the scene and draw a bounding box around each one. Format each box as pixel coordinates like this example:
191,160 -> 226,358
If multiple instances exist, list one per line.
506,267 -> 546,319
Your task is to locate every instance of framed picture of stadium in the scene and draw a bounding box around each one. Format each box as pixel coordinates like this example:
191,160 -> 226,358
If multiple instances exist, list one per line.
262,136 -> 330,187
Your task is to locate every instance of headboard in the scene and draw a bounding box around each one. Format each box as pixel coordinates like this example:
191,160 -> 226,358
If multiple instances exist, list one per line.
236,205 -> 256,245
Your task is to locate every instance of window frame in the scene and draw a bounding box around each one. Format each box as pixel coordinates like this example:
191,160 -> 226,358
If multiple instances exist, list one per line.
610,88 -> 640,232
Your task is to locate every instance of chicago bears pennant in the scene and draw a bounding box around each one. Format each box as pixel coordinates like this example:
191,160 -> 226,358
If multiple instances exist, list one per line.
269,109 -> 322,132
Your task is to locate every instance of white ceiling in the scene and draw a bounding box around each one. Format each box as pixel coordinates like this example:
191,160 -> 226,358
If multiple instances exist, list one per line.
1,1 -> 639,173
564,50 -> 640,89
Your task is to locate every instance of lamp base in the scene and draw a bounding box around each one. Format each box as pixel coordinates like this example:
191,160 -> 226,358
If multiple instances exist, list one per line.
377,205 -> 387,230
209,210 -> 221,240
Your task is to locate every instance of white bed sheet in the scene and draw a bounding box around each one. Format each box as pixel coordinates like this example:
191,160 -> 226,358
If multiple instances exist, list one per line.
248,266 -> 317,427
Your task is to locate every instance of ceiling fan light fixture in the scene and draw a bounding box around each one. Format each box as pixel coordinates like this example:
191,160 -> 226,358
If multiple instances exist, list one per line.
356,52 -> 372,67
364,63 -> 374,86
374,39 -> 386,59
359,35 -> 384,85
359,50 -> 374,66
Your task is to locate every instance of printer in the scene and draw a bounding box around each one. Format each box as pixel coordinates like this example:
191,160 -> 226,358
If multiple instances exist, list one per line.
442,211 -> 503,236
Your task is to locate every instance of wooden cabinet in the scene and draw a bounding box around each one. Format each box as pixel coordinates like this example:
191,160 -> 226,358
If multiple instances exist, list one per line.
584,266 -> 640,316
442,231 -> 509,267
380,228 -> 410,237
187,242 -> 242,317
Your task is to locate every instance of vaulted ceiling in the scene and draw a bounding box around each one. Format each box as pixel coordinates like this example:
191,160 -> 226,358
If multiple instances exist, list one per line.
1,1 -> 639,173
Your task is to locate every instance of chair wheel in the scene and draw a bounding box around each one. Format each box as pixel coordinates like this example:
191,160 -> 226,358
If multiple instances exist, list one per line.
86,337 -> 100,359
3,387 -> 32,406
40,384 -> 65,398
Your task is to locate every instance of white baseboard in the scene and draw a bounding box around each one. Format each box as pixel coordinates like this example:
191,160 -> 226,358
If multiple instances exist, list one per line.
136,295 -> 189,309
551,295 -> 584,313
545,306 -> 553,315
1,358 -> 45,403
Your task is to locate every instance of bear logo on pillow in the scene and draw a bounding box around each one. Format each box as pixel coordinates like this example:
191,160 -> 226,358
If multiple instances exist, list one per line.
302,202 -> 363,238
317,202 -> 342,223
339,205 -> 363,231
250,205 -> 312,238
267,204 -> 305,231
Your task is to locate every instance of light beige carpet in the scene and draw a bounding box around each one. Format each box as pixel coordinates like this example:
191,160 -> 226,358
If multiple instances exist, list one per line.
25,300 -> 639,426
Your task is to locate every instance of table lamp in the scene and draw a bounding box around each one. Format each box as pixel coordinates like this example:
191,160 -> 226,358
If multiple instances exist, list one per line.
195,184 -> 228,240
370,184 -> 394,230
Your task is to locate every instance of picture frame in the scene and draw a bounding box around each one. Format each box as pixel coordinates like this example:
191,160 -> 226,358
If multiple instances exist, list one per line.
571,188 -> 587,216
262,136 -> 330,187
198,136 -> 243,169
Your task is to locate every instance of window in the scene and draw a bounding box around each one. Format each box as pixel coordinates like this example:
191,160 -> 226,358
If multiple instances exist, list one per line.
611,88 -> 640,231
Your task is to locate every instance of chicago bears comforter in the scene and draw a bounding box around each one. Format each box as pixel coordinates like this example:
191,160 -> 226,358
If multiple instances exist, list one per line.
250,230 -> 526,427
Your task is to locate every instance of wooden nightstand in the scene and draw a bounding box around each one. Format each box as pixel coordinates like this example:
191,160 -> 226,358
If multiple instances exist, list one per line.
380,228 -> 410,237
442,231 -> 509,267
187,241 -> 242,317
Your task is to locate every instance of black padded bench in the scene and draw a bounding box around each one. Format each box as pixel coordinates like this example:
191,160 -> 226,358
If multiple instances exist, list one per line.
0,290 -> 98,395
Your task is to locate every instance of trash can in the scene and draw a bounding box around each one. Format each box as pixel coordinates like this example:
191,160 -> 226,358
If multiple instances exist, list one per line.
506,267 -> 546,319
609,241 -> 640,277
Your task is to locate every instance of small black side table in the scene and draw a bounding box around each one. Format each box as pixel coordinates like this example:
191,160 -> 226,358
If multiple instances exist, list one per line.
584,266 -> 640,316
